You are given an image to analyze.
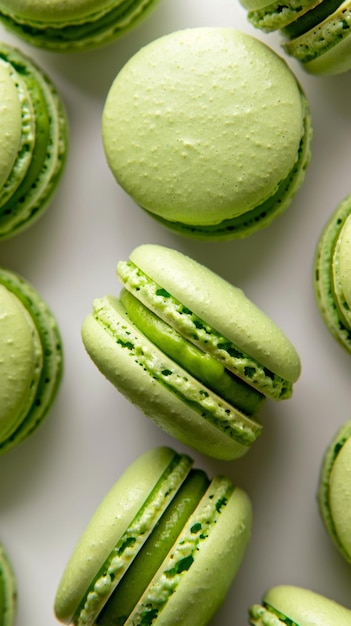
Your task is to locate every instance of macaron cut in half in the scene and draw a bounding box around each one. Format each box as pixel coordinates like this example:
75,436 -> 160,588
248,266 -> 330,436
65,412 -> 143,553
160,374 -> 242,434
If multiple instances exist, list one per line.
249,585 -> 351,625
82,244 -> 301,460
55,446 -> 252,626
0,267 -> 63,455
240,0 -> 351,75
0,43 -> 68,240
0,0 -> 161,52
314,193 -> 351,355
102,28 -> 312,240
318,420 -> 351,564
0,543 -> 16,626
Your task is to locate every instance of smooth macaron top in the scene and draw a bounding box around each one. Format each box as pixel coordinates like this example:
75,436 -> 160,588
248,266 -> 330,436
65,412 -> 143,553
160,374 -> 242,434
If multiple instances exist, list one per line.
250,585 -> 351,625
0,60 -> 22,190
335,213 -> 351,316
128,244 -> 301,383
103,27 -> 305,227
0,0 -> 116,21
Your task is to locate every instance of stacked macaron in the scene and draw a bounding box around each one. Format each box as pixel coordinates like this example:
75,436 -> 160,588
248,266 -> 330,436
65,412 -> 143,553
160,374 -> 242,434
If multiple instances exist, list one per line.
0,43 -> 68,240
102,27 -> 312,239
82,244 -> 301,460
0,267 -> 63,455
249,585 -> 351,624
314,193 -> 351,354
0,543 -> 16,626
0,0 -> 161,51
55,447 -> 252,626
240,0 -> 351,75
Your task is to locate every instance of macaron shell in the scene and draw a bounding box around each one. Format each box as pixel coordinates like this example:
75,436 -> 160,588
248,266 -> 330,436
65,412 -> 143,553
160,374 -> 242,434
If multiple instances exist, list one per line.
126,484 -> 252,626
263,585 -> 351,625
0,60 -> 21,190
336,214 -> 351,312
103,28 -> 305,226
0,0 -> 117,21
129,244 -> 301,383
54,448 -> 191,623
82,310 -> 252,460
328,436 -> 351,561
0,544 -> 16,626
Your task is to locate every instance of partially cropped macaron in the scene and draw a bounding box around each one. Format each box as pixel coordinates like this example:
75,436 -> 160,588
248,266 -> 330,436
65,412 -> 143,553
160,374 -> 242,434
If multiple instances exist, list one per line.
0,0 -> 161,52
249,585 -> 351,625
102,27 -> 312,240
81,244 -> 301,460
0,543 -> 16,626
0,267 -> 63,455
240,0 -> 351,75
55,446 -> 252,626
318,420 -> 351,564
314,193 -> 351,354
0,43 -> 68,240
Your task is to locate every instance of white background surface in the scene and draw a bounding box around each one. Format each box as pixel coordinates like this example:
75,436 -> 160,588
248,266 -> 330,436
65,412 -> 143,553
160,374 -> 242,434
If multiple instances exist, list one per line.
1,1 -> 351,624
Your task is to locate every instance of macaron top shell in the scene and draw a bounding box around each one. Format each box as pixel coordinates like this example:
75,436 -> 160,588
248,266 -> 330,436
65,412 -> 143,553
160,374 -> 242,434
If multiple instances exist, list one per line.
0,0 -> 117,22
328,435 -> 351,561
103,27 -> 305,226
128,244 -> 301,383
0,60 -> 21,190
337,214 -> 351,312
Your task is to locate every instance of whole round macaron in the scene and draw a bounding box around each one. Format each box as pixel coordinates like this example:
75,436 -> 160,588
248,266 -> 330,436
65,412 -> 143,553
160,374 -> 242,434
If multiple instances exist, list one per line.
0,0 -> 161,51
0,267 -> 63,455
314,193 -> 351,354
81,244 -> 301,460
102,28 -> 312,240
0,543 -> 16,626
249,585 -> 351,625
318,420 -> 351,564
240,0 -> 351,75
55,446 -> 252,626
0,43 -> 68,240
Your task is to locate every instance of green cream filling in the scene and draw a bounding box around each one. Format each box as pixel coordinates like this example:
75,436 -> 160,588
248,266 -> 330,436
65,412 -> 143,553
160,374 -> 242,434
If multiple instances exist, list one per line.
73,453 -> 194,626
248,0 -> 318,32
96,470 -> 209,626
117,261 -> 291,400
120,289 -> 264,416
92,296 -> 262,446
0,0 -> 158,49
249,602 -> 298,625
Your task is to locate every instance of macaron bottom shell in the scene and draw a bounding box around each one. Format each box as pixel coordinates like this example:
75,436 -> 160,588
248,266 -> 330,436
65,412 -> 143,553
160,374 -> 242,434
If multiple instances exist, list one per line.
0,0 -> 161,52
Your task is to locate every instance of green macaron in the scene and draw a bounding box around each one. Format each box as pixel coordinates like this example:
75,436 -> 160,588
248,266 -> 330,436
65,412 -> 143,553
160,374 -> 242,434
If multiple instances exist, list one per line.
318,420 -> 351,564
241,0 -> 351,75
0,267 -> 63,455
0,43 -> 68,240
81,244 -> 301,460
249,585 -> 351,625
0,0 -> 161,51
0,544 -> 16,626
102,27 -> 312,240
314,193 -> 351,354
55,446 -> 252,626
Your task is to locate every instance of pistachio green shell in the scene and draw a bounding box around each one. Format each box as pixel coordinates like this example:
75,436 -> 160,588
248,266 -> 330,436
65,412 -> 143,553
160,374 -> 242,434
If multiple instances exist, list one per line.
0,544 -> 16,626
0,60 -> 21,190
260,586 -> 351,625
0,0 -> 116,21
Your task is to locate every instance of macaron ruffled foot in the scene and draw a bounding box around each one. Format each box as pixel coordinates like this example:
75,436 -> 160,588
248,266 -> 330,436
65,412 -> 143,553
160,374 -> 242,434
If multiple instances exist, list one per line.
0,543 -> 16,626
314,192 -> 351,354
0,0 -> 161,51
0,43 -> 68,240
249,585 -> 351,625
82,244 -> 301,460
102,28 -> 312,239
0,267 -> 63,455
54,446 -> 252,626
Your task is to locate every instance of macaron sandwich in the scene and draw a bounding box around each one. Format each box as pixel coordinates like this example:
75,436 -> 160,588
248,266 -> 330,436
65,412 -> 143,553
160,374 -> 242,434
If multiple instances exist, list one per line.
314,193 -> 351,355
0,43 -> 68,240
318,420 -> 351,564
54,446 -> 252,626
0,267 -> 63,455
0,0 -> 161,52
82,244 -> 301,460
249,585 -> 351,624
0,543 -> 16,626
240,0 -> 351,75
102,27 -> 312,240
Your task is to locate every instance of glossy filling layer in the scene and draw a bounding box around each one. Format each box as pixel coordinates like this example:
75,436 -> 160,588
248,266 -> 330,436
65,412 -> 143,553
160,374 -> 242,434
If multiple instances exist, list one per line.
91,296 -> 262,446
283,0 -> 343,37
118,260 -> 291,399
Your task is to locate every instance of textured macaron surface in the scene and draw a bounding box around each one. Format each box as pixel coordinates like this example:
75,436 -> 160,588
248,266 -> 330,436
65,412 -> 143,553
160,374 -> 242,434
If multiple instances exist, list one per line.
249,585 -> 351,625
0,60 -> 22,190
103,28 -> 308,233
0,0 -> 118,20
